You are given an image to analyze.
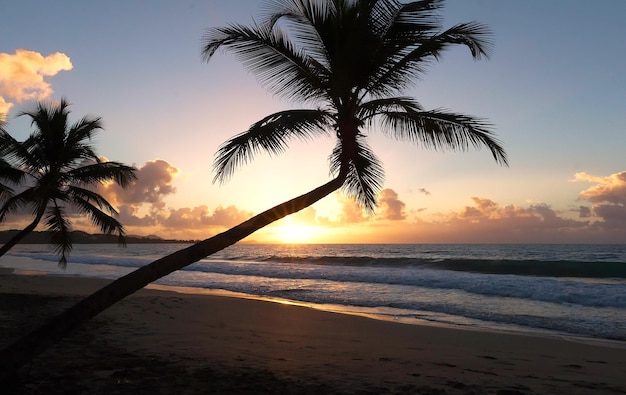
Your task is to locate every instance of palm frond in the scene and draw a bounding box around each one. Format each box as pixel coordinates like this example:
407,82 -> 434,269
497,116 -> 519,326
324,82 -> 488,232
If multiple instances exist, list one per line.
66,116 -> 102,148
262,0 -> 333,66
0,188 -> 39,223
0,159 -> 27,202
69,186 -> 118,215
213,109 -> 333,183
0,160 -> 26,184
0,122 -> 13,154
368,21 -> 493,97
329,136 -> 385,213
379,108 -> 508,165
62,116 -> 103,166
202,22 -> 328,103
394,0 -> 444,26
45,205 -> 72,268
12,135 -> 45,172
357,97 -> 423,123
59,142 -> 98,170
0,183 -> 14,202
1,128 -> 33,170
67,162 -> 137,188
72,196 -> 126,246
0,156 -> 27,187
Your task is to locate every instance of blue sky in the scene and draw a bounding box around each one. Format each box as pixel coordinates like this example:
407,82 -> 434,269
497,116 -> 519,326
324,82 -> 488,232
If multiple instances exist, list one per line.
1,0 -> 625,243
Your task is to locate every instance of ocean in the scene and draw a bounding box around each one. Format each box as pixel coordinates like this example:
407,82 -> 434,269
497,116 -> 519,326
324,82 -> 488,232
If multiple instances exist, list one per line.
2,243 -> 625,343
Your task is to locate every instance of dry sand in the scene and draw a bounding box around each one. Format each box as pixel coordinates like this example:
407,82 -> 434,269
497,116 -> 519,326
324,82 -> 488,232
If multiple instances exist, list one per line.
1,271 -> 625,394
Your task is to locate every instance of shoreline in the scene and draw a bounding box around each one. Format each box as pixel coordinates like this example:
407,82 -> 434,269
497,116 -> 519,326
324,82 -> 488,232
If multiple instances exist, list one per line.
8,268 -> 626,350
2,271 -> 626,394
146,281 -> 626,351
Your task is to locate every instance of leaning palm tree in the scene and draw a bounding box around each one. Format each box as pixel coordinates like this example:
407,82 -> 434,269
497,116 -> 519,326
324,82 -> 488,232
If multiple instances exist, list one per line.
0,0 -> 507,383
0,99 -> 137,266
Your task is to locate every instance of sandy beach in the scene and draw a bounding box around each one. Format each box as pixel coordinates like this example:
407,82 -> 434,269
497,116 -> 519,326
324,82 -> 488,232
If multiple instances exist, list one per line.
1,271 -> 625,394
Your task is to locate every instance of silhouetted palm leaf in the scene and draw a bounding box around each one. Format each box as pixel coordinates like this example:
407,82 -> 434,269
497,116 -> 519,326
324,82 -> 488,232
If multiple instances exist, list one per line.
329,135 -> 385,212
378,108 -> 508,164
71,194 -> 125,241
69,186 -> 118,214
45,205 -> 72,268
67,162 -> 137,187
214,109 -> 334,183
0,188 -> 40,223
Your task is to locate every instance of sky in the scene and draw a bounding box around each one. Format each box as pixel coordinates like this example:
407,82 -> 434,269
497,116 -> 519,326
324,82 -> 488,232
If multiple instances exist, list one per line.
1,0 -> 625,244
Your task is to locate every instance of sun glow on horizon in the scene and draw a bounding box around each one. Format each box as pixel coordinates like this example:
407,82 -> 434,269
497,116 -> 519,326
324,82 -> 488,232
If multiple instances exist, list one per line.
270,217 -> 322,244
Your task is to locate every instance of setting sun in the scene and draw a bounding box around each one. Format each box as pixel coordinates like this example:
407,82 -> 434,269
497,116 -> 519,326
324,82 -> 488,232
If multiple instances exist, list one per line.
271,218 -> 320,244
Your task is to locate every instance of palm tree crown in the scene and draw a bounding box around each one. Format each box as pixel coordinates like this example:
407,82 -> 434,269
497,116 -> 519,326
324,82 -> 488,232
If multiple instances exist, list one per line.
0,99 -> 137,266
202,0 -> 508,212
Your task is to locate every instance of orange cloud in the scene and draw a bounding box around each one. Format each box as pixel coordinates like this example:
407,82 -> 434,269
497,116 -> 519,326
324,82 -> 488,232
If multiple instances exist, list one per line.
0,49 -> 73,115
329,188 -> 408,224
574,170 -> 626,229
378,189 -> 406,221
337,195 -> 368,223
113,204 -> 254,240
449,197 -> 584,230
99,159 -> 179,206
162,205 -> 253,229
575,171 -> 626,205
379,196 -> 592,244
94,159 -> 254,238
115,205 -> 158,227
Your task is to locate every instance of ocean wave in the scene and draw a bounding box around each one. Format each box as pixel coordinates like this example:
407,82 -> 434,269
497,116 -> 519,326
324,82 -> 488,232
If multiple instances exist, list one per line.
151,260 -> 626,309
10,246 -> 626,278
8,250 -> 625,309
254,255 -> 626,278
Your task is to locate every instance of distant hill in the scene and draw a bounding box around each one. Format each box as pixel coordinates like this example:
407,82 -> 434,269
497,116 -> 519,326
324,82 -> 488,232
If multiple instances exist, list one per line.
0,230 -> 197,244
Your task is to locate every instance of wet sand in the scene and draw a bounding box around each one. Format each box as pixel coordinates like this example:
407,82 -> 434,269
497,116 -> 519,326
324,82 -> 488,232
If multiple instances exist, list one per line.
1,272 -> 625,394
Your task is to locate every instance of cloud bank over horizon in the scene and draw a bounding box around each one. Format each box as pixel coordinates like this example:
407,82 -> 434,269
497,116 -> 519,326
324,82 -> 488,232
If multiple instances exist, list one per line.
1,154 -> 624,243
92,159 -> 253,238
248,170 -> 626,244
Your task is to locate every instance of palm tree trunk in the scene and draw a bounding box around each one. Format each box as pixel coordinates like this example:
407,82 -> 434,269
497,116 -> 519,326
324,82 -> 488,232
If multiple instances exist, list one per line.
0,174 -> 345,384
0,210 -> 45,258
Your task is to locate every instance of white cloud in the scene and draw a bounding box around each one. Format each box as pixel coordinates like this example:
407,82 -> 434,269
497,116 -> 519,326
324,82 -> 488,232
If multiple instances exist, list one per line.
0,49 -> 73,116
